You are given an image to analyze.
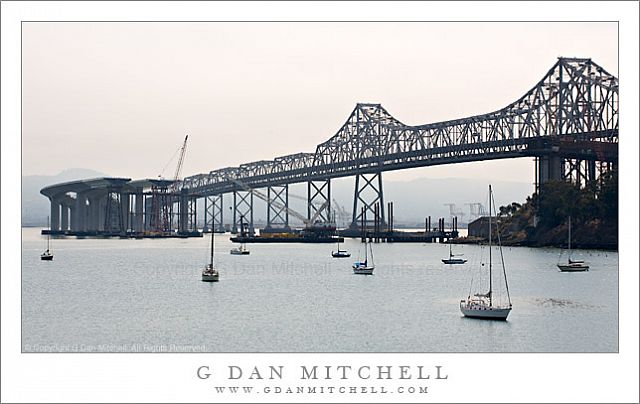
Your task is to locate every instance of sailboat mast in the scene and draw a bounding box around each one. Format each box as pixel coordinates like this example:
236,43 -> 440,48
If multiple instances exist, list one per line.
568,216 -> 572,259
210,231 -> 214,266
488,185 -> 493,307
47,216 -> 50,250
364,235 -> 368,262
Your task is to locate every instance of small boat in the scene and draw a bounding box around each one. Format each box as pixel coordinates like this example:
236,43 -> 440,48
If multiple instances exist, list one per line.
230,243 -> 250,255
202,232 -> 219,282
442,241 -> 466,264
331,238 -> 350,258
41,216 -> 54,261
352,235 -> 374,275
460,185 -> 512,320
557,217 -> 589,272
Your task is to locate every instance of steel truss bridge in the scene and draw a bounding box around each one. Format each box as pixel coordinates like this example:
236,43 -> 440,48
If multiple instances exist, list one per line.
41,57 -> 618,236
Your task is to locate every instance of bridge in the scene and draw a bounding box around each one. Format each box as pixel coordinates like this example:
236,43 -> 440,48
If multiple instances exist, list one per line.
41,57 -> 618,237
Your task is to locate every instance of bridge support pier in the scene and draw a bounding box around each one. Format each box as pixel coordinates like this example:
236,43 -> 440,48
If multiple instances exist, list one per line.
60,203 -> 69,231
87,196 -> 100,232
74,193 -> 88,232
266,185 -> 290,230
68,204 -> 76,231
49,198 -> 60,231
178,191 -> 197,234
179,191 -> 188,234
232,190 -> 253,235
204,194 -> 224,233
104,187 -> 124,234
350,172 -> 385,230
133,191 -> 144,233
307,180 -> 331,224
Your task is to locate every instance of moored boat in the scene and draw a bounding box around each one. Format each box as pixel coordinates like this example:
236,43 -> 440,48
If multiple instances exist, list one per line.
202,232 -> 219,282
557,217 -> 589,272
460,185 -> 512,320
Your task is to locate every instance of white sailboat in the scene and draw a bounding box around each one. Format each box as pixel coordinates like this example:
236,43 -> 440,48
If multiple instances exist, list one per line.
332,238 -> 350,258
352,235 -> 374,275
442,241 -> 466,265
557,216 -> 589,272
202,232 -> 219,282
230,242 -> 250,255
460,185 -> 512,320
41,216 -> 53,261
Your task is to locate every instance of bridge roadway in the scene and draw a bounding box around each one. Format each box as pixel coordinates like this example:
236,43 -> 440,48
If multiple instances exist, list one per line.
40,57 -> 618,237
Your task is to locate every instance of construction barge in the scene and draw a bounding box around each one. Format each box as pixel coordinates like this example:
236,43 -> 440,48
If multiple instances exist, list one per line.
231,235 -> 343,243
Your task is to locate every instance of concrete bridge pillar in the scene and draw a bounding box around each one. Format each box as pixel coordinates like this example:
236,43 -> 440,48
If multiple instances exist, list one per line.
97,197 -> 106,231
86,198 -> 95,231
538,155 -> 563,185
69,204 -> 76,230
60,204 -> 69,231
87,196 -> 103,232
49,198 -> 60,231
74,193 -> 87,232
134,190 -> 144,233
120,192 -> 130,233
179,191 -> 188,233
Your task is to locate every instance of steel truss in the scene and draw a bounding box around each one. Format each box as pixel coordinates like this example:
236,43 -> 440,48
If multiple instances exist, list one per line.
267,185 -> 289,229
307,180 -> 331,224
180,58 -> 618,196
233,190 -> 253,235
350,172 -> 385,229
204,194 -> 224,233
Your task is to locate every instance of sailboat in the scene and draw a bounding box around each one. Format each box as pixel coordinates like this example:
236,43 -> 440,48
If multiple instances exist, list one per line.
557,217 -> 589,272
202,232 -> 219,282
40,216 -> 54,261
442,240 -> 467,264
460,185 -> 512,320
230,242 -> 250,255
352,235 -> 374,275
331,237 -> 350,258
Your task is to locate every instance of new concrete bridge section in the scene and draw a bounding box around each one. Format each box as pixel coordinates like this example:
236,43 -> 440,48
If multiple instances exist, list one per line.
41,57 -> 618,237
41,178 -> 199,237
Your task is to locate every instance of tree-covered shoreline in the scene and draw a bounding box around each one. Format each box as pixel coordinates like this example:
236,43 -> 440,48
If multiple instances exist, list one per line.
459,169 -> 618,250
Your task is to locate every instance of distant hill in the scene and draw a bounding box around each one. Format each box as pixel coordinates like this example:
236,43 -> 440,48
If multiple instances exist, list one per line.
22,168 -> 107,226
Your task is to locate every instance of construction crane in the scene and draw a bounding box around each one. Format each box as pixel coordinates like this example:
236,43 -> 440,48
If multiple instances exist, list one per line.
332,199 -> 351,228
465,202 -> 487,220
444,203 -> 465,219
169,135 -> 188,193
150,135 -> 188,234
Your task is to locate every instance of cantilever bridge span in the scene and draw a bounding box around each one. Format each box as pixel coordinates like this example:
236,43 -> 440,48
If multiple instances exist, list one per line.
42,57 -> 618,236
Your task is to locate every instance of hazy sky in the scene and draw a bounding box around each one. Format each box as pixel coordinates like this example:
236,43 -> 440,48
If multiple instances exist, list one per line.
22,22 -> 618,183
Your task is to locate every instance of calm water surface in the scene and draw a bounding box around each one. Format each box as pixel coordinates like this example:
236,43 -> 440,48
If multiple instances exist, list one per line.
22,228 -> 618,352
